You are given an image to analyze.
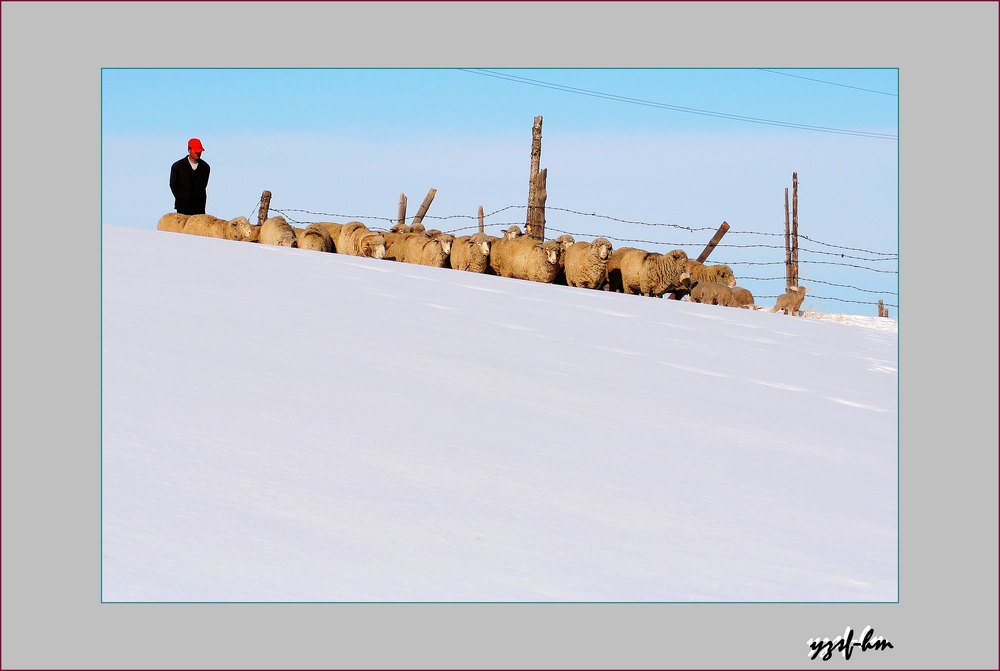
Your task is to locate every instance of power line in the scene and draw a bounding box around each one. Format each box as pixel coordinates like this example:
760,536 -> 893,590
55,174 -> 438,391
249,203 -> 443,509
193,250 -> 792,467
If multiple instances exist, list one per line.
757,69 -> 898,97
459,68 -> 898,141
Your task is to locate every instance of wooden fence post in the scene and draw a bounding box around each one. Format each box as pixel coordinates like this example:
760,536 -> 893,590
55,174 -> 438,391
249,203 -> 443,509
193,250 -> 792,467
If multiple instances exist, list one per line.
527,168 -> 547,239
668,221 -> 730,299
411,188 -> 437,228
784,187 -> 792,289
397,193 -> 407,229
258,190 -> 272,227
526,115 -> 545,239
478,206 -> 485,234
791,172 -> 799,287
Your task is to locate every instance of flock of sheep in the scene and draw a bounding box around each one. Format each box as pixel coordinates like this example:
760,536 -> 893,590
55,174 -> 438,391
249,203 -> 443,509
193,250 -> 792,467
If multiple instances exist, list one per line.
156,212 -> 813,316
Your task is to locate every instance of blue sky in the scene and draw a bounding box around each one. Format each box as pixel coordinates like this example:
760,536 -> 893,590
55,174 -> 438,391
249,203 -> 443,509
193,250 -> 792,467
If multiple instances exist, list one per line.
102,67 -> 898,315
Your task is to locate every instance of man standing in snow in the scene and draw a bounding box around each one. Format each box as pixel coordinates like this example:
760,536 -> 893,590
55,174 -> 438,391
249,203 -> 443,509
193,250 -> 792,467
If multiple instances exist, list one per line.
169,138 -> 210,215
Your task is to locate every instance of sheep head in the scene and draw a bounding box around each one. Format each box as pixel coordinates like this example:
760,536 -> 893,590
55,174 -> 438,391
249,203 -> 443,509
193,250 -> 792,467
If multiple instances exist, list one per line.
592,238 -> 613,260
361,233 -> 387,259
502,225 -> 523,239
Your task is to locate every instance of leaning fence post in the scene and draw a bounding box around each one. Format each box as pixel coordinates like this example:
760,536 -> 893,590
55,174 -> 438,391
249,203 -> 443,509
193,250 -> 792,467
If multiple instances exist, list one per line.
411,188 -> 437,228
478,206 -> 485,234
668,221 -> 730,300
258,190 -> 272,227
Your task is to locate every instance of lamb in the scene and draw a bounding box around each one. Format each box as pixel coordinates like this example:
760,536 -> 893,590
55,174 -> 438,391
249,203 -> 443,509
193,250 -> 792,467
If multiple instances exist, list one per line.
157,212 -> 189,233
294,223 -> 334,252
337,221 -> 387,259
259,215 -> 299,247
449,233 -> 492,273
562,238 -> 613,289
489,235 -> 564,283
606,247 -> 691,297
771,286 -> 812,315
690,281 -> 739,307
685,259 -> 737,287
182,214 -> 256,241
731,286 -> 755,308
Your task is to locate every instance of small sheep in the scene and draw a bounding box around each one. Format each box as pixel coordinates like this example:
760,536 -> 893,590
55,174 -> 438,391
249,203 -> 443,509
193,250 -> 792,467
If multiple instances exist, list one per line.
449,233 -> 492,273
259,215 -> 299,247
554,234 -> 576,251
606,247 -> 691,297
182,214 -> 256,241
500,225 -> 523,239
294,223 -> 334,252
690,281 -> 739,307
771,286 -> 812,315
157,212 -> 189,233
731,286 -> 755,308
337,221 -> 386,259
563,238 -> 613,289
489,235 -> 564,283
685,259 -> 737,287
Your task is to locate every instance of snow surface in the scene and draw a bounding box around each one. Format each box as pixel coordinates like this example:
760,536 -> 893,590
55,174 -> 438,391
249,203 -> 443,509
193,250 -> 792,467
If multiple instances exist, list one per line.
101,225 -> 897,603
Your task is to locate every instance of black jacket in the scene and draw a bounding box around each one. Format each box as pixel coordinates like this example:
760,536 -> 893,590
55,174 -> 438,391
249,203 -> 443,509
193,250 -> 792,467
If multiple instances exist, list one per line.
169,156 -> 211,215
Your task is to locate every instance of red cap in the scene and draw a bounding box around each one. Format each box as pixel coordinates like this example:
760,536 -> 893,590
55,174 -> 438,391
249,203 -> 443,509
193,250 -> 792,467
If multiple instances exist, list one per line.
188,138 -> 205,152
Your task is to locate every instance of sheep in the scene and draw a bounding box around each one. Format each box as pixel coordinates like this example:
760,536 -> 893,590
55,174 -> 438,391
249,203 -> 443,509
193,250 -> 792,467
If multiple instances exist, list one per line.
685,259 -> 737,287
337,221 -> 386,259
311,222 -> 344,250
157,212 -> 189,233
501,225 -> 523,239
449,232 -> 492,273
562,238 -> 614,289
182,214 -> 256,241
396,231 -> 453,267
771,286 -> 812,315
690,281 -> 739,307
259,215 -> 299,247
294,223 -> 334,252
731,286 -> 755,308
489,235 -> 564,283
554,234 -> 576,251
606,247 -> 691,297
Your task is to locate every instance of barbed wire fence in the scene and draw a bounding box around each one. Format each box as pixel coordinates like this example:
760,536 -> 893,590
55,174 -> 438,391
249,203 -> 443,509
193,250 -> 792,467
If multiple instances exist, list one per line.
249,197 -> 898,312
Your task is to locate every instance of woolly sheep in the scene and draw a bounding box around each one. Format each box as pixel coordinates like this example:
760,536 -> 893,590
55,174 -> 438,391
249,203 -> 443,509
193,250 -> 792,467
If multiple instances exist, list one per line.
690,281 -> 739,307
337,221 -> 386,259
182,214 -> 256,241
685,259 -> 737,287
396,231 -> 453,267
294,223 -> 334,252
554,234 -> 576,250
606,247 -> 691,297
563,238 -> 613,289
157,212 -> 189,233
489,235 -> 564,283
259,215 -> 299,247
449,233 -> 492,273
771,286 -> 812,315
501,225 -> 523,239
731,286 -> 755,308
311,222 -> 344,251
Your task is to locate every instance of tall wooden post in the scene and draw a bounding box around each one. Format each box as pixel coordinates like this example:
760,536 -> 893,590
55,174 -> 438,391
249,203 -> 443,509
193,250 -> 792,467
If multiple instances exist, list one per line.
396,193 -> 407,229
784,187 -> 792,289
791,172 -> 799,287
526,115 -> 545,239
526,168 -> 547,239
478,206 -> 485,234
411,188 -> 437,228
258,190 -> 272,227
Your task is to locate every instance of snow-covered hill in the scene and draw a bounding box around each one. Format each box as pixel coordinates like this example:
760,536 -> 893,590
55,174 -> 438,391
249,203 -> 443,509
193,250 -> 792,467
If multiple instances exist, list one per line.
101,225 -> 897,602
